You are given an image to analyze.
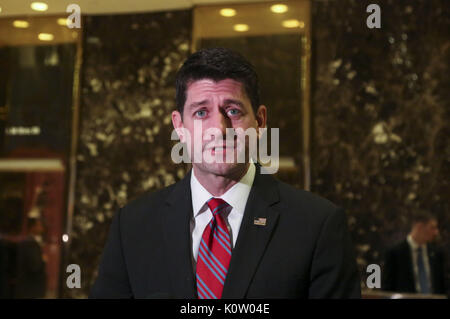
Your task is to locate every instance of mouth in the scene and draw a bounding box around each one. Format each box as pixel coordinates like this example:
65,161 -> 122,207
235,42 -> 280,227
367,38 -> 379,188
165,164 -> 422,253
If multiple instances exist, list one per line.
207,143 -> 237,154
212,146 -> 235,152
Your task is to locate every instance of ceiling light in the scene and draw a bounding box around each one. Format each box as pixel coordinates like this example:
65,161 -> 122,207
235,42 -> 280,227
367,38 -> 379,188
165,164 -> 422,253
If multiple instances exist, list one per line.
282,19 -> 305,28
270,4 -> 288,14
233,24 -> 249,32
31,2 -> 48,12
57,18 -> 68,26
13,20 -> 30,28
220,8 -> 236,17
38,33 -> 54,41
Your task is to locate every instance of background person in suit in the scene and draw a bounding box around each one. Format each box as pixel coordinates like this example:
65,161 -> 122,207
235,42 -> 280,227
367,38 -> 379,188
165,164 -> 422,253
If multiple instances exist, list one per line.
0,237 -> 8,298
0,196 -> 25,299
382,211 -> 447,295
90,47 -> 361,299
14,218 -> 47,299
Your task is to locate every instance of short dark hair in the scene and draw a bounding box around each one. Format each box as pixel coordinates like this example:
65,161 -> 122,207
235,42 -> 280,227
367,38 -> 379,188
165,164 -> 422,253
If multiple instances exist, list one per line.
175,47 -> 260,115
411,210 -> 436,226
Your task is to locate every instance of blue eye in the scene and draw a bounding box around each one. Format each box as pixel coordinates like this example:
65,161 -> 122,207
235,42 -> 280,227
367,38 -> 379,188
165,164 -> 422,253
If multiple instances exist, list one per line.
228,109 -> 240,116
195,110 -> 206,117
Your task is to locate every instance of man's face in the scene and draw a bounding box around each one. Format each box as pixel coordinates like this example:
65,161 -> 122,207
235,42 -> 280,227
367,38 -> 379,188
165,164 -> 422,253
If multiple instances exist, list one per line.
423,219 -> 439,242
172,78 -> 266,177
419,219 -> 439,243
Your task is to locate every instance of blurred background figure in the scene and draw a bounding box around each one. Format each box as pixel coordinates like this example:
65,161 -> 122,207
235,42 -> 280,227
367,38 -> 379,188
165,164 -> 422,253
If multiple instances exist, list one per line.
0,196 -> 24,298
13,217 -> 47,299
0,235 -> 7,298
383,211 -> 447,295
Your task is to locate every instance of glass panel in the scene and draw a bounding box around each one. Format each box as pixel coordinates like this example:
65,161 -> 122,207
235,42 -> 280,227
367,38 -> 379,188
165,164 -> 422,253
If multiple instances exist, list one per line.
0,170 -> 64,298
1,44 -> 75,156
0,15 -> 81,298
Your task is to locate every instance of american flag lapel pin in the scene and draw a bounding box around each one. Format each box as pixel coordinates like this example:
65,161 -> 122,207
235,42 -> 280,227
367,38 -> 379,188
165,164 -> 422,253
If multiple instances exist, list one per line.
253,217 -> 267,226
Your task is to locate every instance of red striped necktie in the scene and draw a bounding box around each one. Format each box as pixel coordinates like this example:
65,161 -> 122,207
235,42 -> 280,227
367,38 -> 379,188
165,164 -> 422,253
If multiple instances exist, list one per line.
196,197 -> 232,299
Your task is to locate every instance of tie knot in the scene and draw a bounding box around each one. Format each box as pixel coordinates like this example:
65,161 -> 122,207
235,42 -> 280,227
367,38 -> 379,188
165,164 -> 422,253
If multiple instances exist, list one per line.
207,198 -> 230,216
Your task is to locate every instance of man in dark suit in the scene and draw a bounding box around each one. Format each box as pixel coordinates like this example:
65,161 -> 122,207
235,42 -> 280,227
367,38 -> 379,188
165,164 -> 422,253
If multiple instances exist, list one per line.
383,211 -> 447,295
14,218 -> 47,299
90,48 -> 361,299
0,237 -> 8,298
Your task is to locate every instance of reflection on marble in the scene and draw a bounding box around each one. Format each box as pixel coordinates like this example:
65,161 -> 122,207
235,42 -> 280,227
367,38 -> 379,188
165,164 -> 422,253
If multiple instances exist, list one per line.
311,0 -> 449,290
64,11 -> 191,298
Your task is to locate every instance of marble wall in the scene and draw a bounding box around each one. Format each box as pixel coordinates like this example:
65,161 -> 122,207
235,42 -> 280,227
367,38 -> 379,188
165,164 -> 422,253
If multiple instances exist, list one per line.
66,0 -> 449,297
311,0 -> 449,289
64,10 -> 191,298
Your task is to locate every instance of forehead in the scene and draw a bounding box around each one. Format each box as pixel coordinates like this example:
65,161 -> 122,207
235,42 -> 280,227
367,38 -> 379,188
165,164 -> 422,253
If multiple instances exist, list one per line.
420,219 -> 437,227
186,78 -> 247,101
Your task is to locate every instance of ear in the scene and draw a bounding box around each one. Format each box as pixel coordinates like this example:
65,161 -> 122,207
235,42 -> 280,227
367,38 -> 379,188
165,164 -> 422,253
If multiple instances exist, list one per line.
172,110 -> 185,142
255,105 -> 267,129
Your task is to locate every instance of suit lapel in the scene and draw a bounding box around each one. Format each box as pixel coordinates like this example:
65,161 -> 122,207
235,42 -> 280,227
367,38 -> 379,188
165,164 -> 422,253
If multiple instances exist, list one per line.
427,244 -> 437,292
222,166 -> 280,298
402,241 -> 416,290
161,170 -> 196,298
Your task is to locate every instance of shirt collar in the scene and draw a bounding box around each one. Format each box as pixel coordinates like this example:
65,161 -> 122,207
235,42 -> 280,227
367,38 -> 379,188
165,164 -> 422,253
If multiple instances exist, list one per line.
407,234 -> 426,251
190,162 -> 256,217
191,170 -> 215,218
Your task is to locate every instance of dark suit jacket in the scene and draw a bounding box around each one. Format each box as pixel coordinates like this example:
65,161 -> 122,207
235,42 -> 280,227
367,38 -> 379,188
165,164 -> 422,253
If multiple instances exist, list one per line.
90,166 -> 361,298
14,237 -> 47,298
0,239 -> 8,298
382,240 -> 447,295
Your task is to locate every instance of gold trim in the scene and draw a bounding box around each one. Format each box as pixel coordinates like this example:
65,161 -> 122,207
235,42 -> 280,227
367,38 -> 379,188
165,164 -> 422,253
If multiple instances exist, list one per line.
0,158 -> 65,171
301,34 -> 311,191
65,27 -> 83,245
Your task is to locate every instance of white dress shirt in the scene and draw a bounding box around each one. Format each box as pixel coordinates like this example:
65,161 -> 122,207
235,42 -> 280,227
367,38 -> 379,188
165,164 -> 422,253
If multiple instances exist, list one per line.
190,162 -> 256,269
407,234 -> 432,293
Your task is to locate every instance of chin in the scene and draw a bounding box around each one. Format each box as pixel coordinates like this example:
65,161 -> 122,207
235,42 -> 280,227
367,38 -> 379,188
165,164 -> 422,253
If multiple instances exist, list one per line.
196,162 -> 246,177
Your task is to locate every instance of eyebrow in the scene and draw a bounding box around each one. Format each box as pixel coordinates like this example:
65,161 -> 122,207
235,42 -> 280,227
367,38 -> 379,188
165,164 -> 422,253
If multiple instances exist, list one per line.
223,99 -> 245,108
187,99 -> 245,109
187,100 -> 209,109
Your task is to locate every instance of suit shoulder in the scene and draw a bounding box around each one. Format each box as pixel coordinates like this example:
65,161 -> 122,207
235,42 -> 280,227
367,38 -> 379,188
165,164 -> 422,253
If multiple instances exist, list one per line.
275,180 -> 343,227
277,180 -> 341,214
385,240 -> 409,255
119,182 -> 177,219
429,244 -> 445,257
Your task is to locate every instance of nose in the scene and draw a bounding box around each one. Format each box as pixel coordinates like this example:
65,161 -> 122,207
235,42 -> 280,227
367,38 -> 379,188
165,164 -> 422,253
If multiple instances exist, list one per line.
211,109 -> 230,137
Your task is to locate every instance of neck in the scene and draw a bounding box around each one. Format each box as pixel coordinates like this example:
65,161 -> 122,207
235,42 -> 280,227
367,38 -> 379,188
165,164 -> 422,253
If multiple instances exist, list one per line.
410,231 -> 425,246
193,163 -> 250,196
